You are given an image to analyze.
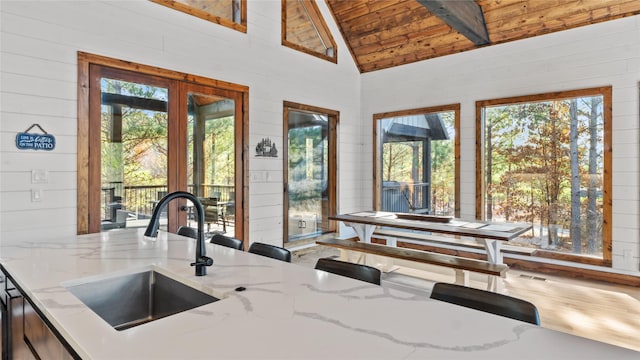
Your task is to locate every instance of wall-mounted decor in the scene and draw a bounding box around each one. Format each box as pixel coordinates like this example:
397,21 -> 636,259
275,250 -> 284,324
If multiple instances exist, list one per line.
255,138 -> 278,157
15,124 -> 55,151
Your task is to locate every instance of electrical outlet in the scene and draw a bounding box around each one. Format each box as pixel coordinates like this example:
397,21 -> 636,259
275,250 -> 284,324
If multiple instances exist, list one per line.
31,189 -> 42,202
31,169 -> 49,184
251,172 -> 266,181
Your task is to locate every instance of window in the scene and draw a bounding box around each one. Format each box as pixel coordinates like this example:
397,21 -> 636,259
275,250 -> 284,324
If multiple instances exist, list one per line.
151,0 -> 247,33
476,87 -> 612,266
282,0 -> 337,63
283,101 -> 338,243
374,105 -> 460,217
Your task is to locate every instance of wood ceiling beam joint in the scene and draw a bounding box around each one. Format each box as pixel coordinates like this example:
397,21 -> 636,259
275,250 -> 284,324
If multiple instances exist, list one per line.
417,0 -> 490,46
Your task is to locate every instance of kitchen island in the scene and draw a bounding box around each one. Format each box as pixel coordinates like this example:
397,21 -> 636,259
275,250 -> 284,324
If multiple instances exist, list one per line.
0,229 -> 636,359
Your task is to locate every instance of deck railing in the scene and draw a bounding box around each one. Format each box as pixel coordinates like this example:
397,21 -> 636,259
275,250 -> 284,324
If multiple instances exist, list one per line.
102,183 -> 234,221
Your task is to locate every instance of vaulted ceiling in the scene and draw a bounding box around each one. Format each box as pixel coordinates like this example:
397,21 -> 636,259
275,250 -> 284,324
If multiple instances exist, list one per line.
325,0 -> 640,73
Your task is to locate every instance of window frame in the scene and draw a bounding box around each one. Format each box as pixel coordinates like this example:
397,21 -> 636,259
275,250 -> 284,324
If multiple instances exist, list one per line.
150,0 -> 247,33
373,104 -> 461,217
281,0 -> 337,63
475,86 -> 613,267
77,52 -> 249,242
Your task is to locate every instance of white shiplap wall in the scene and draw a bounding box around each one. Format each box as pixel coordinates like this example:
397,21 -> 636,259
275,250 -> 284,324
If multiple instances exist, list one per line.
361,15 -> 640,273
0,0 -> 362,246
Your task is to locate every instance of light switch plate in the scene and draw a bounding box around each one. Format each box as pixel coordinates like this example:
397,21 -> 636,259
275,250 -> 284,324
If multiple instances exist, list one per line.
31,189 -> 42,202
31,169 -> 49,184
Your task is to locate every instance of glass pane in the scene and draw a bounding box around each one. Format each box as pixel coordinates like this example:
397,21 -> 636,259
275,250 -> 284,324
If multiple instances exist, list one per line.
100,78 -> 168,232
175,0 -> 242,23
483,96 -> 604,257
287,111 -> 330,241
284,0 -> 336,58
378,111 -> 456,215
187,93 -> 235,237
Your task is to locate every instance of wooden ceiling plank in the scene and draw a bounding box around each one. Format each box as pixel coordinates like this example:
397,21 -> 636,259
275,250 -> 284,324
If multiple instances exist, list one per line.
620,0 -> 640,13
326,0 -> 367,15
344,1 -> 425,32
353,21 -> 451,49
353,24 -> 455,57
481,0 -> 563,19
357,31 -> 474,62
328,0 -> 399,23
350,14 -> 444,46
417,0 -> 490,45
485,0 -> 640,43
359,38 -> 475,72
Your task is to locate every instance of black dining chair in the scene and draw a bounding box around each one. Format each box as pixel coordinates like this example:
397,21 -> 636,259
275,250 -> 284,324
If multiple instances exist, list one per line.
248,242 -> 291,263
176,226 -> 197,239
314,258 -> 381,285
430,282 -> 540,325
210,234 -> 244,250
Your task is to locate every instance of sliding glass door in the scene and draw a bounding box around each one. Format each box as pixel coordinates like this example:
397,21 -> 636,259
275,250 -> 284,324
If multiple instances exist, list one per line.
97,68 -> 174,232
82,56 -> 246,240
284,102 -> 337,243
184,84 -> 240,237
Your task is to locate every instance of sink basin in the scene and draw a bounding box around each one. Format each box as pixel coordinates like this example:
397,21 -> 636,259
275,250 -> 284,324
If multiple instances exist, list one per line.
65,270 -> 219,331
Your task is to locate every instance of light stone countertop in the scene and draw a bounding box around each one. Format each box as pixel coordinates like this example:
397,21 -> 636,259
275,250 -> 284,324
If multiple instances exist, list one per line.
0,228 -> 637,359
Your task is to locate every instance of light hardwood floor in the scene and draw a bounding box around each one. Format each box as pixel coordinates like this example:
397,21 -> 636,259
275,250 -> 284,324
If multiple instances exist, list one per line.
292,246 -> 640,352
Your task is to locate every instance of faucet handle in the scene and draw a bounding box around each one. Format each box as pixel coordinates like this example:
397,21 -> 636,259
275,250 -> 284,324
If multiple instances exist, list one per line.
190,256 -> 214,267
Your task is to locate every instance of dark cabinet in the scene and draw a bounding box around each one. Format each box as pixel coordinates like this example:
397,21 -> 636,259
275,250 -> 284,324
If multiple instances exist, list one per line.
1,270 -> 34,360
23,299 -> 73,359
1,267 -> 76,360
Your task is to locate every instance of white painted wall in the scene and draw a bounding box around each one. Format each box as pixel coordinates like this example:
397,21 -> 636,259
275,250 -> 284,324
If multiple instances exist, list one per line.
361,15 -> 640,273
0,0 -> 362,247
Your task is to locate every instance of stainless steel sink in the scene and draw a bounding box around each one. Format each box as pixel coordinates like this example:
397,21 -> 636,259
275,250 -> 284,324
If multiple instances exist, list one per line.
65,270 -> 219,331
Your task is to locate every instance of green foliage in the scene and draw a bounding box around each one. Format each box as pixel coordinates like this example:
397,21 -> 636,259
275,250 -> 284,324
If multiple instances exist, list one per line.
485,96 -> 604,255
196,116 -> 235,186
287,125 -> 326,211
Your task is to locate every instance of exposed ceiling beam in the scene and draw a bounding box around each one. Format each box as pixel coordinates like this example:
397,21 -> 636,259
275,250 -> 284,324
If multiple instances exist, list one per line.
417,0 -> 490,46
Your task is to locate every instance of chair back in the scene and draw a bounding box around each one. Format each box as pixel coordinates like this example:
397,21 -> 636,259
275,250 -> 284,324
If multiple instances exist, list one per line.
176,226 -> 197,239
430,282 -> 540,325
200,198 -> 219,223
315,258 -> 381,285
210,234 -> 244,250
248,242 -> 291,262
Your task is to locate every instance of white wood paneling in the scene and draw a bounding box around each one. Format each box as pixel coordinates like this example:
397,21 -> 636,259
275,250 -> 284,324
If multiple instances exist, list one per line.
0,0 -> 362,244
361,15 -> 640,272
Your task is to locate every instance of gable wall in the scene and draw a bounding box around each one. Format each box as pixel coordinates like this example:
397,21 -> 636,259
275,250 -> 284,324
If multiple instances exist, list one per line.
361,15 -> 640,272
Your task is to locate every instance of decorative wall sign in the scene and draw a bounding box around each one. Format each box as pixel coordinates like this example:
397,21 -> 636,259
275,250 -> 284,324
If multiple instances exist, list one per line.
16,124 -> 56,151
255,137 -> 278,157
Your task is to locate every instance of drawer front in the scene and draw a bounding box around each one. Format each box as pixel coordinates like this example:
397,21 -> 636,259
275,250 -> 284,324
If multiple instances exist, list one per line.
23,299 -> 73,360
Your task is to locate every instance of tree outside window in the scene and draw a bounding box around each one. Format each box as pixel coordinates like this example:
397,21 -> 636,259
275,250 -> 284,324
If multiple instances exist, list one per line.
477,87 -> 612,263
